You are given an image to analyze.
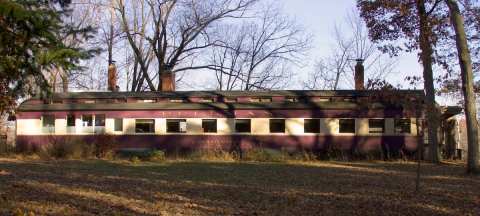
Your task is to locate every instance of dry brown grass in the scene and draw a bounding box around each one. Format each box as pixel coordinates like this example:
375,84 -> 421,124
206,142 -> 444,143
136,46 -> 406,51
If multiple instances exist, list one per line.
0,158 -> 478,216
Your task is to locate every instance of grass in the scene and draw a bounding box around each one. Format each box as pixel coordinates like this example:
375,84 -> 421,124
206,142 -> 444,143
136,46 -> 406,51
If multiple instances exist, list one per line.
0,158 -> 478,215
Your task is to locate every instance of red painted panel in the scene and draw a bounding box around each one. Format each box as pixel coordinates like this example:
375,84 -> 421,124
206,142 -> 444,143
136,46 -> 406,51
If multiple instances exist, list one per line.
16,135 -> 420,154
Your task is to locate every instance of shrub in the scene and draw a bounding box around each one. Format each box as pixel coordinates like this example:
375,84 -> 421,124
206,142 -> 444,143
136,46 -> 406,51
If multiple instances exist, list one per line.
290,150 -> 318,161
243,148 -> 285,162
145,150 -> 166,162
186,150 -> 237,162
117,149 -> 166,162
93,135 -> 116,158
129,156 -> 141,163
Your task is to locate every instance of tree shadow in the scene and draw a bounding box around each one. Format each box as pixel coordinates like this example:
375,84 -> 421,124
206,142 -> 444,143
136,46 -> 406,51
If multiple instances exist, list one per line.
0,159 -> 478,215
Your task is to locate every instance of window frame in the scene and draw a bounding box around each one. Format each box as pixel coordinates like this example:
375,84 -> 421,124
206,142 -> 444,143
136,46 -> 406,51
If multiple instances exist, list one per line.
94,114 -> 106,127
114,118 -> 123,132
135,119 -> 155,134
304,118 -> 320,133
235,119 -> 251,133
368,119 -> 385,134
338,118 -> 356,134
66,114 -> 76,127
269,119 -> 286,133
81,114 -> 93,127
166,119 -> 187,133
202,119 -> 217,133
394,118 -> 411,134
41,114 -> 55,133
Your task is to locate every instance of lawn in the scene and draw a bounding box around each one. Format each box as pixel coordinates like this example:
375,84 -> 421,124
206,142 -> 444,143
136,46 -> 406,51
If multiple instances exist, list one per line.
0,158 -> 478,216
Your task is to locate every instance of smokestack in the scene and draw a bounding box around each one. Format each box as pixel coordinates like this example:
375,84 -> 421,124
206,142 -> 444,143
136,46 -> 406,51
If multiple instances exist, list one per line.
108,62 -> 118,92
160,72 -> 175,91
354,59 -> 364,90
161,64 -> 175,91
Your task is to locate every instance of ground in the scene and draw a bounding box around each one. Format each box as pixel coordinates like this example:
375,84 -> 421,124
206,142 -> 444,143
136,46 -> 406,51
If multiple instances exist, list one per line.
0,158 -> 478,216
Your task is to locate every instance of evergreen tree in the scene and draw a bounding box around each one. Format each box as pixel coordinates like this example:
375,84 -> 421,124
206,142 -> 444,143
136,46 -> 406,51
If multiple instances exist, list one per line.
0,0 -> 94,114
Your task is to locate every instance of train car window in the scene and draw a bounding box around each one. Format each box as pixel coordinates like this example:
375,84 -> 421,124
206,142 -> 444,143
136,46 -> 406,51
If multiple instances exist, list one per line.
167,119 -> 187,133
42,114 -> 55,133
270,119 -> 285,133
95,114 -> 106,127
202,119 -> 217,133
82,115 -> 93,127
369,119 -> 385,134
66,114 -> 75,127
395,119 -> 411,134
136,119 -> 155,133
339,119 -> 355,133
304,119 -> 320,133
235,119 -> 251,133
114,118 -> 123,132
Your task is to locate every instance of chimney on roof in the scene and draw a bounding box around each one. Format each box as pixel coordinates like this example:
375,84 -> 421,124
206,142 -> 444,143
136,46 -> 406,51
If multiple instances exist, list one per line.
108,62 -> 118,92
354,59 -> 364,90
160,65 -> 175,91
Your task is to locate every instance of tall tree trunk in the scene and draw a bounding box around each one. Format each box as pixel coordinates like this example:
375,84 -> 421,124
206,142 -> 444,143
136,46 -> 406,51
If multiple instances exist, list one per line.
446,0 -> 479,174
416,0 -> 441,163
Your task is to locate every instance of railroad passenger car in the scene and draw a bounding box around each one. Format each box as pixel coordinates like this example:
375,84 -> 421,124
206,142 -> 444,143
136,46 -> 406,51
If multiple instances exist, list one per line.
16,90 -> 427,154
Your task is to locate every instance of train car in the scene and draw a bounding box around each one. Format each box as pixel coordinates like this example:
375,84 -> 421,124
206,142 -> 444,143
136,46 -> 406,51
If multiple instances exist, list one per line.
15,90 -> 427,154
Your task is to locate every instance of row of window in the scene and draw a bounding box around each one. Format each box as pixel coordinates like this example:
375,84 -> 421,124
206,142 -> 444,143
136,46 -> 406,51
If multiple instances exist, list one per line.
41,115 -> 411,134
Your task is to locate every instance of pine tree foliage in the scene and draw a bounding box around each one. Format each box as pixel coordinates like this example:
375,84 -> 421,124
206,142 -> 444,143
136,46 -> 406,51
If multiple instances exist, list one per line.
0,0 -> 95,114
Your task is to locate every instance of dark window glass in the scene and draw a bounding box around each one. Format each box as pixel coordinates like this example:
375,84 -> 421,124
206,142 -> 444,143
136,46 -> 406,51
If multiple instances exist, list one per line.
304,119 -> 320,133
167,119 -> 187,133
114,118 -> 123,132
42,115 -> 55,127
66,114 -> 75,127
82,115 -> 93,127
235,119 -> 251,133
202,119 -> 217,133
369,119 -> 385,134
395,119 -> 411,134
95,114 -> 106,126
339,119 -> 355,133
270,119 -> 285,133
135,119 -> 155,133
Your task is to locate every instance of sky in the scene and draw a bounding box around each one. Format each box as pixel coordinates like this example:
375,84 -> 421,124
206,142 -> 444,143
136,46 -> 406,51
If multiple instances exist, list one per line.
177,0 -> 456,105
183,0 -> 426,89
278,0 -> 424,88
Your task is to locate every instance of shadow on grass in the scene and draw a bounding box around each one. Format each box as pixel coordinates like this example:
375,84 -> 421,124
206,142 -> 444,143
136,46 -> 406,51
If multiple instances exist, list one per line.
0,159 -> 478,215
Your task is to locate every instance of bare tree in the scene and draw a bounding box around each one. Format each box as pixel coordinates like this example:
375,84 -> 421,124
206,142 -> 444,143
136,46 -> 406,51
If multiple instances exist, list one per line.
43,0 -> 101,92
304,9 -> 397,90
114,0 -> 258,92
209,5 -> 311,90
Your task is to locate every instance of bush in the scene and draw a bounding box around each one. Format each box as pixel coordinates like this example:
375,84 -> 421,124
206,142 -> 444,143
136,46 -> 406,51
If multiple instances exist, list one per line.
186,150 -> 237,162
290,150 -> 318,161
145,150 -> 166,162
129,156 -> 141,163
24,136 -> 114,160
93,135 -> 116,158
117,149 -> 166,162
243,148 -> 285,162
44,136 -> 93,159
